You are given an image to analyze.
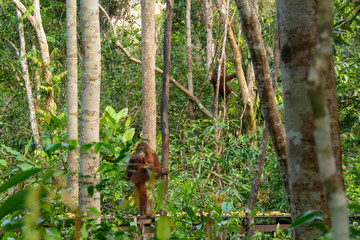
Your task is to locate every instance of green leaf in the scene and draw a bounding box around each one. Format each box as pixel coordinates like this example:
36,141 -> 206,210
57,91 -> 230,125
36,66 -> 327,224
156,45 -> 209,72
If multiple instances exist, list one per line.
44,142 -> 62,156
45,228 -> 63,239
156,181 -> 165,211
104,110 -> 116,126
18,163 -> 34,171
81,223 -> 88,238
94,142 -> 115,154
0,168 -> 40,194
80,142 -> 95,153
288,210 -> 323,231
88,207 -> 100,217
250,208 -> 258,218
156,215 -> 171,240
0,159 -> 7,167
0,190 -> 30,220
116,108 -> 128,121
123,128 -> 135,142
68,139 -> 78,151
87,186 -> 94,197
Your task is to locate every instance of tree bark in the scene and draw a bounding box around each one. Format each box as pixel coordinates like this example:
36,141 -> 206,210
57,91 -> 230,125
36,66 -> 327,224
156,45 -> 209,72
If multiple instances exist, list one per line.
12,0 -> 54,112
16,8 -> 42,151
186,0 -> 195,120
141,0 -> 157,150
308,0 -> 349,238
141,0 -> 157,220
79,0 -> 101,222
66,0 -> 79,206
278,0 -> 332,238
234,0 -> 290,205
161,0 -> 173,216
205,0 -> 214,72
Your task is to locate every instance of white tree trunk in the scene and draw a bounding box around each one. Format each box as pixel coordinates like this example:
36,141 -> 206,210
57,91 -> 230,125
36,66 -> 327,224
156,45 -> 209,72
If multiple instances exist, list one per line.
12,0 -> 54,112
66,0 -> 79,206
79,0 -> 101,222
308,0 -> 349,238
17,8 -> 42,151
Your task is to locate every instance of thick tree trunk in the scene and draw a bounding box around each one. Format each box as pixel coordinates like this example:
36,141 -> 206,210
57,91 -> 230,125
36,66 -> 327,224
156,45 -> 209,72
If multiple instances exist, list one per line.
186,0 -> 195,120
79,0 -> 101,222
234,0 -> 290,205
205,0 -> 214,72
12,0 -> 54,112
66,0 -> 79,206
278,0 -> 332,238
17,8 -> 42,151
308,0 -> 349,238
161,0 -> 174,215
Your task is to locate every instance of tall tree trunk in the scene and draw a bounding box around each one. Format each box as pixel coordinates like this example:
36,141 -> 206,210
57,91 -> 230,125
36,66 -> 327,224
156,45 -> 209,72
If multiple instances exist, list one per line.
308,0 -> 349,238
278,0 -> 332,238
187,0 -> 195,120
326,52 -> 344,190
79,0 -> 101,222
205,0 -> 214,72
141,0 -> 157,150
16,8 -> 42,151
141,0 -> 156,218
161,0 -> 174,215
66,0 -> 79,206
246,11 -> 280,236
234,0 -> 290,205
12,0 -> 54,112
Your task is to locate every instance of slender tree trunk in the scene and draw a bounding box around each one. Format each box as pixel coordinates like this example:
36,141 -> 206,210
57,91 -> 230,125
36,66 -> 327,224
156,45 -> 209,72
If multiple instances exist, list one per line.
246,12 -> 280,236
141,0 -> 156,219
278,0 -> 332,238
326,52 -> 344,190
66,0 -> 79,206
16,8 -> 42,151
187,0 -> 195,120
141,0 -> 157,150
234,0 -> 290,205
161,0 -> 174,215
308,0 -> 349,238
79,0 -> 101,222
205,0 -> 214,72
12,0 -> 54,112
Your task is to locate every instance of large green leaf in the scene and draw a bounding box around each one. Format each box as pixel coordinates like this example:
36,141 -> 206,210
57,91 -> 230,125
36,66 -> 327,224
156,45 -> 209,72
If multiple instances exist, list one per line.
0,168 -> 40,194
156,215 -> 171,240
288,210 -> 323,231
0,190 -> 30,220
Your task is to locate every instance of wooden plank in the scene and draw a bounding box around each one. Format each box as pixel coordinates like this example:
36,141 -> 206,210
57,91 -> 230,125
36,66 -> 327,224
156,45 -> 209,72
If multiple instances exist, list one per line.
253,224 -> 291,232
